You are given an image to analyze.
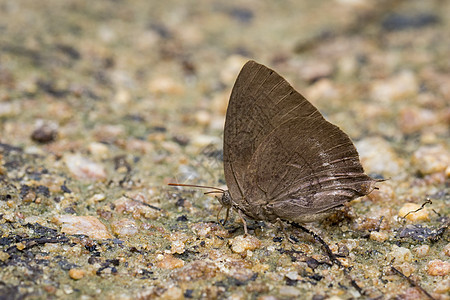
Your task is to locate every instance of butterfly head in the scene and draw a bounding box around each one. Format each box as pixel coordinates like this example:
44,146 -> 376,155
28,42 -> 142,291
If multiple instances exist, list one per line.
218,190 -> 232,209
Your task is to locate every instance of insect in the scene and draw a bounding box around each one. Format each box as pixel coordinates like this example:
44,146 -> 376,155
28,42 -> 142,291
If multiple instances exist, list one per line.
170,60 -> 378,235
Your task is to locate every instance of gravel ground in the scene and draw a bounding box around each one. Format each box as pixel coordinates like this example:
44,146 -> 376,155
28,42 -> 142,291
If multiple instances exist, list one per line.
0,0 -> 448,299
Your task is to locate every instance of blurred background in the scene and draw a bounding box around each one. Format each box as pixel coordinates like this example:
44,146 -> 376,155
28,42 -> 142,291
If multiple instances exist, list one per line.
1,1 -> 447,155
1,0 -> 448,182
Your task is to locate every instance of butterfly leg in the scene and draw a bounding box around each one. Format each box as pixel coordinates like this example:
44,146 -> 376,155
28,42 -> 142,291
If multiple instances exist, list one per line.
237,209 -> 249,235
276,218 -> 296,243
223,207 -> 230,225
216,205 -> 222,221
217,206 -> 230,229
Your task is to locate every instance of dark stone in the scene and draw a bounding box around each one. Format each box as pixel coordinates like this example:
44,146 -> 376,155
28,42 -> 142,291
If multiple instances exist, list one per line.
382,13 -> 439,31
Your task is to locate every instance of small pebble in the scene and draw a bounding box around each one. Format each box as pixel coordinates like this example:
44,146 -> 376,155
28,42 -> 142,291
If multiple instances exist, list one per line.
31,121 -> 58,143
172,134 -> 190,146
170,260 -> 219,281
42,243 -> 60,253
226,259 -> 255,281
0,102 -> 20,117
63,154 -> 107,181
111,218 -> 138,237
114,196 -> 160,220
285,271 -> 299,280
278,286 -> 301,297
370,70 -> 418,102
46,101 -> 73,123
40,176 -> 65,193
62,284 -> 74,294
114,88 -> 131,105
42,285 -> 56,295
398,203 -> 429,222
88,142 -> 110,158
305,79 -> 339,103
356,137 -> 403,177
427,259 -> 450,276
398,107 -> 437,134
355,208 -> 391,231
337,55 -> 358,77
69,268 -> 85,280
229,235 -> 261,254
190,223 -> 212,237
148,76 -> 184,95
411,144 -> 450,175
161,141 -> 181,154
158,286 -> 184,300
125,138 -> 154,154
387,245 -> 412,263
367,183 -> 395,203
443,243 -> 450,257
170,240 -> 185,255
93,125 -> 125,142
0,252 -> 10,262
252,263 -> 270,273
229,292 -> 246,300
2,212 -> 15,222
190,134 -> 221,148
414,245 -> 430,258
434,278 -> 449,294
23,145 -> 46,156
394,262 -> 415,277
16,242 -> 25,250
400,287 -> 423,300
370,231 -> 388,242
257,296 -> 278,300
156,254 -> 184,269
169,232 -> 188,255
298,61 -> 333,82
52,215 -> 113,239
195,110 -> 212,126
89,193 -> 106,203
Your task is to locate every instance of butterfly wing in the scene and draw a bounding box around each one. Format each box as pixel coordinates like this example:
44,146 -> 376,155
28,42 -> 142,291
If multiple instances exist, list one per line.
223,60 -> 375,222
248,115 -> 376,222
223,60 -> 319,219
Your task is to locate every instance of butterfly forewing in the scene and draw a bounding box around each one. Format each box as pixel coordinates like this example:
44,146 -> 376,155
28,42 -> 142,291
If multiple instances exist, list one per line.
223,60 -> 376,223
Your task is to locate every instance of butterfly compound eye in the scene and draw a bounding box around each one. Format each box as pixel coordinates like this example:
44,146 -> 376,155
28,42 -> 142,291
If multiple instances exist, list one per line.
219,191 -> 232,208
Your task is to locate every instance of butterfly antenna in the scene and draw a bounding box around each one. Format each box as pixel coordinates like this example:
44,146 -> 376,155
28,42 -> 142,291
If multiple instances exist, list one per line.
204,191 -> 224,195
168,183 -> 225,195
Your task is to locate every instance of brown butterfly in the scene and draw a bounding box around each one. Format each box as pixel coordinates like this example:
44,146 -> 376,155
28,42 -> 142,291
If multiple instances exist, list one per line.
170,60 -> 378,234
